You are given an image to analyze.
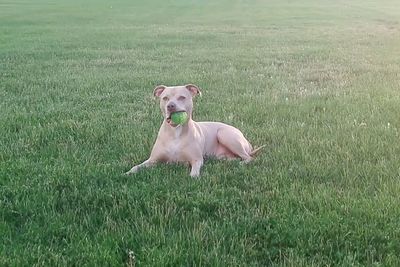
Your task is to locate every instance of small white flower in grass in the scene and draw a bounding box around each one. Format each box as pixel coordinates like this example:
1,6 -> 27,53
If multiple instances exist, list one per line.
128,250 -> 135,267
359,122 -> 367,127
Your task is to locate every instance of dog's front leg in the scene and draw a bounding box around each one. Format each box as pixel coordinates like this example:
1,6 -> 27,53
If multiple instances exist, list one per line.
190,159 -> 203,178
125,159 -> 154,175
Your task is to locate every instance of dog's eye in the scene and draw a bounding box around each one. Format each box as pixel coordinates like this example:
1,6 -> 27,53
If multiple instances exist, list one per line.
162,96 -> 169,101
178,96 -> 186,101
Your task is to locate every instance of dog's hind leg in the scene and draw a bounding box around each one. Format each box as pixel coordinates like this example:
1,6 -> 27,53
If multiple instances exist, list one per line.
216,127 -> 253,163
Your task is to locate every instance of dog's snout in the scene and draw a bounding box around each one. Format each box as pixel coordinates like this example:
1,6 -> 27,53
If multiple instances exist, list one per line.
167,102 -> 176,111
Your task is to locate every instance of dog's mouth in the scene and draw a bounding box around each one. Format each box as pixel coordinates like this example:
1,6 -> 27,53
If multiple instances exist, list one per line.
166,116 -> 173,125
166,111 -> 185,127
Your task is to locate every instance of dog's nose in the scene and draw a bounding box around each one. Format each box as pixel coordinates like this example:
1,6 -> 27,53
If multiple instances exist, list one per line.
167,102 -> 176,111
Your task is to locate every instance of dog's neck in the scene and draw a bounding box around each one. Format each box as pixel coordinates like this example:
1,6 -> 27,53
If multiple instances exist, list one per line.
162,118 -> 193,139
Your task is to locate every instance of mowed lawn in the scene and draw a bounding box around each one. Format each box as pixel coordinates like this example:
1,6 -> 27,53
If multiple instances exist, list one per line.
1,0 -> 400,265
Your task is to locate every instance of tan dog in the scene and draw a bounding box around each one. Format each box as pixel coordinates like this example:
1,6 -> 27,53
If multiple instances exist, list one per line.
125,84 -> 263,177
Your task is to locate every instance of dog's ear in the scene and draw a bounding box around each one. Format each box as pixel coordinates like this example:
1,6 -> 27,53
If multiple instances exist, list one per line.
185,84 -> 202,97
153,85 -> 166,97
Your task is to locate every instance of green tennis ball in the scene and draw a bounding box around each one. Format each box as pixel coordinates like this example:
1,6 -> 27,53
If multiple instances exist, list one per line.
171,111 -> 188,125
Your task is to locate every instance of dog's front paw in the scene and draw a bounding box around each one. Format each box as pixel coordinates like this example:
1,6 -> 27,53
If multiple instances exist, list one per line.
190,171 -> 200,178
125,166 -> 138,175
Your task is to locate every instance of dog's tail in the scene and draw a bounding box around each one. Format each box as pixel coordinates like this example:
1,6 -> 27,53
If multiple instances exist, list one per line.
250,145 -> 266,157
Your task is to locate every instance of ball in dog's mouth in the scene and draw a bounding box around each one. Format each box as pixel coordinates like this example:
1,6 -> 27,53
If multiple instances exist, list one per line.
167,111 -> 188,126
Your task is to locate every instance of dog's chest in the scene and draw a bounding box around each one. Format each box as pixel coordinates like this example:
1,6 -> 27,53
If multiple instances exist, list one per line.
163,127 -> 184,161
164,140 -> 181,161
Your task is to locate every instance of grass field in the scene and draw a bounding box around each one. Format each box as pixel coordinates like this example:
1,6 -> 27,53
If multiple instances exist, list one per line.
1,0 -> 400,265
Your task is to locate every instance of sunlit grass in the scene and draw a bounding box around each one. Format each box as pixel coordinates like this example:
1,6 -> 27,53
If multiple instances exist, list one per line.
1,0 -> 400,265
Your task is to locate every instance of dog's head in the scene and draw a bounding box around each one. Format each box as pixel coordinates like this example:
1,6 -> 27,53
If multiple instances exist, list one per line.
153,84 -> 201,127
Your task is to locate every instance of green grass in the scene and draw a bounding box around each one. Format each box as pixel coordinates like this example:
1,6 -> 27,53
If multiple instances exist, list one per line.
1,0 -> 400,265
